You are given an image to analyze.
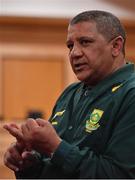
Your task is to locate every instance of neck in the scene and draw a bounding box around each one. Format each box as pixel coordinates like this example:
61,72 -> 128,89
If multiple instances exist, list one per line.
84,56 -> 126,86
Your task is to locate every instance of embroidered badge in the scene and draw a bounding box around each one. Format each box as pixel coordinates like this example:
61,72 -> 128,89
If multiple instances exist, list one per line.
112,83 -> 123,92
85,109 -> 104,133
51,110 -> 65,125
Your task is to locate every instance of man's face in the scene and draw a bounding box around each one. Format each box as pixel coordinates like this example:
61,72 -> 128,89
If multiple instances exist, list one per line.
66,21 -> 115,85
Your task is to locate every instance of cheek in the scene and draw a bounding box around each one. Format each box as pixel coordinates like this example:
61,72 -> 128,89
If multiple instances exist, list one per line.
86,55 -> 104,73
69,56 -> 75,69
86,53 -> 99,68
87,47 -> 107,64
69,54 -> 72,63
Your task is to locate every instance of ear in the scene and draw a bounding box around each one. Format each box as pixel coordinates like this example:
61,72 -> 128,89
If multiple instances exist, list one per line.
111,36 -> 124,57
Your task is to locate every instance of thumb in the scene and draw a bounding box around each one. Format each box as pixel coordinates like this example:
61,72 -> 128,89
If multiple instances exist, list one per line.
22,151 -> 34,160
22,151 -> 40,161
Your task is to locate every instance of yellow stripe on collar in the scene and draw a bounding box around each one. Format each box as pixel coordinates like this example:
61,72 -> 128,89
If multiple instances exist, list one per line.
52,110 -> 65,119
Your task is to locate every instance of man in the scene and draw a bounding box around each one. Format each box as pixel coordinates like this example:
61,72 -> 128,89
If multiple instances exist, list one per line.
3,10 -> 135,178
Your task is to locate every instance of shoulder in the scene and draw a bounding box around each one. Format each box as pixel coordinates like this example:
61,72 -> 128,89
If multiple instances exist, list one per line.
124,72 -> 135,91
116,73 -> 135,104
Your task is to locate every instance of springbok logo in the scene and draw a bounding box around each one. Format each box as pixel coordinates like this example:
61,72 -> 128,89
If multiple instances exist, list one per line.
86,109 -> 104,133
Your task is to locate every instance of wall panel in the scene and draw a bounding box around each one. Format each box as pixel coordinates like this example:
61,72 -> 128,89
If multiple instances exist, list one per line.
3,57 -> 64,120
0,50 -> 3,119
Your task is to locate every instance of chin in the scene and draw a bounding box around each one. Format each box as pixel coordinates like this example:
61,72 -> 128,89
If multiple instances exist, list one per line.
76,75 -> 89,83
77,75 -> 95,85
76,71 -> 90,80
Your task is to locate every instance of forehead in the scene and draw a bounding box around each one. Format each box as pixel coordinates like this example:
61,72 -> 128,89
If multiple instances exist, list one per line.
67,21 -> 98,39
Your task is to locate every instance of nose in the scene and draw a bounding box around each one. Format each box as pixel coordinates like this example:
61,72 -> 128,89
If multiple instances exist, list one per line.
70,44 -> 83,58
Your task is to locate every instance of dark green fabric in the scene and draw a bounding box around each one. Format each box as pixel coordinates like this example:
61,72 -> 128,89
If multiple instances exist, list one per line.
16,63 -> 135,178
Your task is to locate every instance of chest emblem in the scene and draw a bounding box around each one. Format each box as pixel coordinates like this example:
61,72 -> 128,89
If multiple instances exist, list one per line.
85,109 -> 104,133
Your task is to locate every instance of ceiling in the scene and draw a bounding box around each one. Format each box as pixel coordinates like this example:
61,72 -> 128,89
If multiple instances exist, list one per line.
0,0 -> 135,20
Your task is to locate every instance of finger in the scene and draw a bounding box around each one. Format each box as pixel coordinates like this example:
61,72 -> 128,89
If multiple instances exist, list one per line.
21,123 -> 30,136
21,123 -> 33,151
22,151 -> 36,161
21,151 -> 39,169
36,118 -> 46,127
3,123 -> 20,133
4,125 -> 23,141
4,143 -> 23,171
9,143 -> 23,163
22,151 -> 32,159
10,123 -> 20,129
5,159 -> 19,172
3,124 -> 24,141
5,155 -> 21,172
26,118 -> 39,130
16,141 -> 25,152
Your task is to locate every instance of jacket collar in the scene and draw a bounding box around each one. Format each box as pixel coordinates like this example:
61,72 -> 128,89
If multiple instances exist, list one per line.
80,63 -> 135,97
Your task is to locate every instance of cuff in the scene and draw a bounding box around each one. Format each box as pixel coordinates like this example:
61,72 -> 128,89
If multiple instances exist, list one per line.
51,140 -> 73,167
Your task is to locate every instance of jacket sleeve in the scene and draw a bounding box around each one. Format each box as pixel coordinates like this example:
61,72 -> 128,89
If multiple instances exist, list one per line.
15,162 -> 43,179
51,92 -> 135,178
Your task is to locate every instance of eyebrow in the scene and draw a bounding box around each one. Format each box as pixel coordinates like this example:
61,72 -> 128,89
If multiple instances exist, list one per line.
66,36 -> 95,43
78,36 -> 95,41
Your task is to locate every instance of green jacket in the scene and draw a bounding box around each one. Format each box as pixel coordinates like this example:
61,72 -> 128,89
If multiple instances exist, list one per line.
16,63 -> 135,178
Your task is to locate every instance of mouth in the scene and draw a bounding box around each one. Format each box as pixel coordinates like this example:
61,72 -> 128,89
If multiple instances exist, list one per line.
74,63 -> 88,71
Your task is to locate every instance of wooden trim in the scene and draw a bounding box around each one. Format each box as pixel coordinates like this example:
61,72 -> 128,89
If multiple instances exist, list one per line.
1,44 -> 67,57
0,53 -> 4,120
0,16 -> 135,28
0,16 -> 69,28
122,19 -> 135,28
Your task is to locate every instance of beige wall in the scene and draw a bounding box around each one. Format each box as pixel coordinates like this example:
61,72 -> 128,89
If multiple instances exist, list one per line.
0,17 -> 77,121
0,52 -> 2,119
124,20 -> 135,61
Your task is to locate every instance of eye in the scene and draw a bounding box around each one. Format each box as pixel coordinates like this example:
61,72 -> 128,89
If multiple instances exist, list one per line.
66,43 -> 74,51
80,38 -> 94,47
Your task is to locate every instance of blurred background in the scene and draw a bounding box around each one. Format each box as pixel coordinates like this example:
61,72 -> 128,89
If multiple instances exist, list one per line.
0,0 -> 135,178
